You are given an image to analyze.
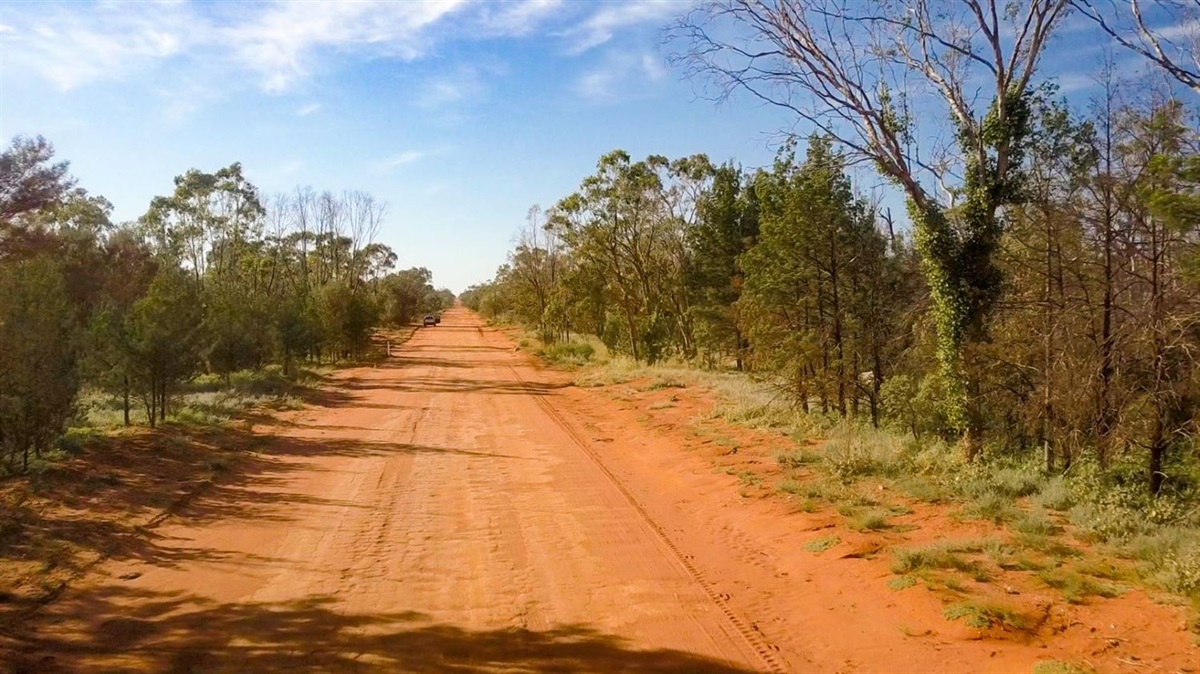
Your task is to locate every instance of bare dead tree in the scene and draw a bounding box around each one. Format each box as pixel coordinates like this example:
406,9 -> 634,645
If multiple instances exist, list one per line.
1073,0 -> 1200,93
345,190 -> 387,288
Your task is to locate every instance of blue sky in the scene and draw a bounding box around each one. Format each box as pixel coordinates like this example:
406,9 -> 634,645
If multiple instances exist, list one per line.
0,1 -> 1170,291
0,0 -> 800,291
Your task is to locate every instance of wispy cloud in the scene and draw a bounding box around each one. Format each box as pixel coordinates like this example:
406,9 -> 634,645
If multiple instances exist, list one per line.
415,65 -> 502,109
1,1 -> 474,94
276,159 -> 306,178
296,103 -> 322,116
1,2 -> 192,91
563,0 -> 690,54
1,0 -> 687,99
375,147 -> 456,172
575,51 -> 668,102
222,1 -> 467,93
473,0 -> 564,37
384,150 -> 429,167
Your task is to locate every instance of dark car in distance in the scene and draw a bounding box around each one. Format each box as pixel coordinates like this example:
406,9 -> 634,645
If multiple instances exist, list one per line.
423,315 -> 437,327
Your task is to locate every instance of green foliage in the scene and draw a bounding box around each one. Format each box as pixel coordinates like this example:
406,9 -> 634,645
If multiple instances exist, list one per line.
777,479 -> 804,494
125,267 -> 203,425
776,448 -> 819,469
537,341 -> 596,366
892,541 -> 989,577
943,601 -> 1033,631
742,137 -> 912,421
804,535 -> 840,554
1032,662 -> 1094,674
848,510 -> 890,531
1037,568 -> 1120,604
0,255 -> 79,471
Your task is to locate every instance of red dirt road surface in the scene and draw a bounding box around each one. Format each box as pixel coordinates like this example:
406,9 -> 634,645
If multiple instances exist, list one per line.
6,309 -> 1195,672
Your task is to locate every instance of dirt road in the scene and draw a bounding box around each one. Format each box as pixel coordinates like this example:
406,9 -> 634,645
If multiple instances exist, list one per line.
13,308 -> 1194,673
14,309 -> 773,673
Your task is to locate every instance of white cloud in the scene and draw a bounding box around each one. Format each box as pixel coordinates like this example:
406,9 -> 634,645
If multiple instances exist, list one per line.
1,1 -> 471,94
220,1 -> 467,93
2,2 -> 194,91
0,0 -> 683,97
380,150 -> 431,169
376,145 -> 457,171
575,51 -> 668,102
415,66 -> 498,109
563,0 -> 691,54
474,0 -> 564,37
296,103 -> 322,116
388,150 -> 427,166
276,159 -> 306,178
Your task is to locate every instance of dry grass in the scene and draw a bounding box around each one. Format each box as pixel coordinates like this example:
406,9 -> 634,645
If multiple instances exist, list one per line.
568,352 -> 1200,627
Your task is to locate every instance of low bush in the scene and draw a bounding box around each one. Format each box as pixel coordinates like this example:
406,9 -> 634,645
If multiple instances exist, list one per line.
944,600 -> 1033,631
538,342 -> 596,366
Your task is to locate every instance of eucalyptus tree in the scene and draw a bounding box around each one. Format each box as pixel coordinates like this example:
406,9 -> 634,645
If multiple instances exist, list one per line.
672,0 -> 1071,456
0,135 -> 74,225
126,267 -> 204,426
551,151 -> 675,362
141,163 -> 264,288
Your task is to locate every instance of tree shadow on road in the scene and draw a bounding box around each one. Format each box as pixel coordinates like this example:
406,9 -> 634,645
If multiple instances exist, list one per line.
0,420 -> 528,629
340,376 -> 567,396
7,588 -> 758,673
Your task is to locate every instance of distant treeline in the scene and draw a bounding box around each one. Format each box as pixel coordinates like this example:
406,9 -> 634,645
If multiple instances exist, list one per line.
0,137 -> 452,470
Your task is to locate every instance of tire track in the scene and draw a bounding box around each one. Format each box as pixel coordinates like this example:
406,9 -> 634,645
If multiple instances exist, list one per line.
501,358 -> 787,674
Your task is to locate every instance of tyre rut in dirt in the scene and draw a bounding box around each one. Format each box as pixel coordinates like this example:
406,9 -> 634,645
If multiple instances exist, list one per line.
505,362 -> 787,674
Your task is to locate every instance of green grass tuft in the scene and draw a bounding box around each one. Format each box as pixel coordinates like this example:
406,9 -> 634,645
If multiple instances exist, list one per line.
944,600 -> 1033,631
849,509 -> 891,531
805,535 -> 840,554
1032,662 -> 1094,674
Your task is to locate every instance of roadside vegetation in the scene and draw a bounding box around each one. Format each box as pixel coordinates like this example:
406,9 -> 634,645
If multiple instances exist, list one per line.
0,137 -> 454,474
463,0 -> 1200,640
0,139 -> 449,620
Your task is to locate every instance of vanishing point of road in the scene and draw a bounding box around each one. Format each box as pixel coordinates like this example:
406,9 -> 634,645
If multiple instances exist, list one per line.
22,309 -> 776,673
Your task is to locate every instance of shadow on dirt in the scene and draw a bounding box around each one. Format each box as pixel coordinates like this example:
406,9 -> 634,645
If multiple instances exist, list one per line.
7,588 -> 755,673
0,421 -> 528,626
341,375 -> 565,396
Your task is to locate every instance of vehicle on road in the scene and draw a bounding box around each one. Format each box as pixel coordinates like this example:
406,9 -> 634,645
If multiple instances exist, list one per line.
423,315 -> 437,326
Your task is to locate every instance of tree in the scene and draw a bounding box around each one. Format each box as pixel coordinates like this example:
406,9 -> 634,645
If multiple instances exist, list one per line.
86,228 -> 159,425
742,137 -> 904,419
690,162 -> 760,369
0,255 -> 78,470
126,268 -> 204,427
672,0 -> 1070,455
0,135 -> 74,225
1072,0 -> 1200,92
381,267 -> 436,326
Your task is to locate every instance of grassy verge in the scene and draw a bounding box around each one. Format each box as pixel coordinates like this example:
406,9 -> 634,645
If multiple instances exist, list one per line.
0,365 -> 324,622
566,356 -> 1200,633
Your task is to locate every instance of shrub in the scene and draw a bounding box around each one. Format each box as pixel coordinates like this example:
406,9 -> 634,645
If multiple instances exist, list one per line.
805,535 -> 840,553
849,510 -> 891,531
943,601 -> 1033,631
777,448 -> 819,469
539,342 -> 595,365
